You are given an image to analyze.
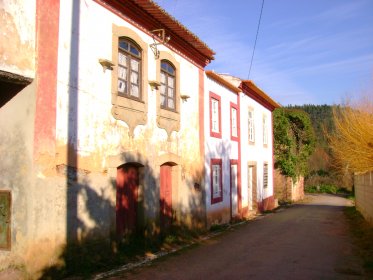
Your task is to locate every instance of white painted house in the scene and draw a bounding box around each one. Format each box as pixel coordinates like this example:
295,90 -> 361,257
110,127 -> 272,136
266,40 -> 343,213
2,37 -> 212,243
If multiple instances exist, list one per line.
204,72 -> 279,227
204,71 -> 241,226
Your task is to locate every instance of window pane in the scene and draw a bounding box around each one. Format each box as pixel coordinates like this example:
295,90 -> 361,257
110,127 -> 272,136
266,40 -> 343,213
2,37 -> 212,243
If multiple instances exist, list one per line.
118,53 -> 127,66
160,84 -> 166,95
168,88 -> 174,98
131,85 -> 139,97
160,95 -> 166,106
168,65 -> 175,75
212,165 -> 221,198
211,99 -> 219,133
131,59 -> 139,71
168,76 -> 174,88
161,72 -> 166,84
232,108 -> 237,137
119,41 -> 129,51
118,80 -> 126,93
161,61 -> 168,71
130,45 -> 140,56
168,98 -> 175,109
118,66 -> 127,79
130,72 -> 139,85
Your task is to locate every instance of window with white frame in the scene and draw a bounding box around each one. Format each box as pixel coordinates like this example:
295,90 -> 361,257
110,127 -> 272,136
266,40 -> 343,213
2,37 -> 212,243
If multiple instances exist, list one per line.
211,159 -> 223,204
231,104 -> 238,140
248,109 -> 255,143
210,92 -> 221,138
263,114 -> 268,146
263,163 -> 268,188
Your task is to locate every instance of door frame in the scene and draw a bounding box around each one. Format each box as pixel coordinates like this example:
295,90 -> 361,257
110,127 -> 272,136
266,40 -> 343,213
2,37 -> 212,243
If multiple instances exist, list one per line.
230,159 -> 239,219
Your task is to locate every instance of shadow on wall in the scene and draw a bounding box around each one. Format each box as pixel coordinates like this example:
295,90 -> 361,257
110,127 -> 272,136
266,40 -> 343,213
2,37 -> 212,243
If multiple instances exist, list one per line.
40,153 -> 207,278
204,140 -> 234,226
39,2 -> 207,278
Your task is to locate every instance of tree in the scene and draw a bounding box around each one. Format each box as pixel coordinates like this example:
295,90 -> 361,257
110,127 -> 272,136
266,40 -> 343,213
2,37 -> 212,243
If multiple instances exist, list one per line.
273,108 -> 315,180
328,97 -> 373,173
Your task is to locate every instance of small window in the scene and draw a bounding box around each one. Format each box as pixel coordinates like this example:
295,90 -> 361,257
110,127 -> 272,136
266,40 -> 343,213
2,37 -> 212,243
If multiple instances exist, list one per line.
0,191 -> 11,250
211,159 -> 223,204
118,38 -> 141,100
210,92 -> 221,138
263,163 -> 268,188
248,109 -> 255,143
263,115 -> 268,146
160,60 -> 176,111
230,103 -> 238,140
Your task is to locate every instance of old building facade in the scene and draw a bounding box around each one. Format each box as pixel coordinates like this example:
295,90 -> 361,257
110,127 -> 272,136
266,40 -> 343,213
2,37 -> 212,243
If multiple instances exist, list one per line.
0,0 -> 279,276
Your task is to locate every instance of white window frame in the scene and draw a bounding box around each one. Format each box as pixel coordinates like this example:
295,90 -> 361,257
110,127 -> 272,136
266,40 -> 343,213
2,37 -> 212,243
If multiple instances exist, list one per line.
248,109 -> 255,143
231,106 -> 238,139
263,114 -> 268,146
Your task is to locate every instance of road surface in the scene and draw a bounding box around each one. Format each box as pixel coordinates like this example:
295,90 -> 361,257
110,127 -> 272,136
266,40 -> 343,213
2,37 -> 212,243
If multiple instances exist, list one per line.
105,194 -> 364,279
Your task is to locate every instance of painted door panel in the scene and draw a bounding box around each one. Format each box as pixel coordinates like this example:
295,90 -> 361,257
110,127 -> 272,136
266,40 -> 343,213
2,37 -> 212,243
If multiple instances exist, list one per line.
160,164 -> 172,231
116,164 -> 138,236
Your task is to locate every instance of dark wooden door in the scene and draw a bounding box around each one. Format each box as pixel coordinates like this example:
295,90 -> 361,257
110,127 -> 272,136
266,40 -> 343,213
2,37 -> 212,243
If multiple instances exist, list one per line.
160,164 -> 172,231
116,164 -> 138,236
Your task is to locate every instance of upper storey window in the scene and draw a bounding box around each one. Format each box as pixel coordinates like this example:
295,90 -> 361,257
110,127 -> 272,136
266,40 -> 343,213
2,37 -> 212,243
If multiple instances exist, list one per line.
209,92 -> 222,138
118,38 -> 141,100
160,60 -> 176,111
248,109 -> 255,143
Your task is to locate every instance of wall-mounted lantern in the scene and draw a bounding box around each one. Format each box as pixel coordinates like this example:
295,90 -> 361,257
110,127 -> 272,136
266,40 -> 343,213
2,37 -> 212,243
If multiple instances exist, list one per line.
148,80 -> 161,91
99,59 -> 115,72
180,94 -> 190,102
150,29 -> 170,59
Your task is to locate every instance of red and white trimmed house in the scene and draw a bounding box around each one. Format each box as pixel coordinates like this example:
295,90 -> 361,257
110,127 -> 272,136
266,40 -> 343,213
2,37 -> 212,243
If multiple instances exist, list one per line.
204,72 -> 280,227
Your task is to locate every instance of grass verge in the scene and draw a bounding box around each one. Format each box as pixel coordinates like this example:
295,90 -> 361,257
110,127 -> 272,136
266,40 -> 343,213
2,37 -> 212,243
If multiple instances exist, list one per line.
344,207 -> 373,278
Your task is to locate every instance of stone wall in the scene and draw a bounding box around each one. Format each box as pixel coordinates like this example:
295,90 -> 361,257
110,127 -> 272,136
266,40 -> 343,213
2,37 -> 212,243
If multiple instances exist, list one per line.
274,169 -> 304,203
355,171 -> 373,225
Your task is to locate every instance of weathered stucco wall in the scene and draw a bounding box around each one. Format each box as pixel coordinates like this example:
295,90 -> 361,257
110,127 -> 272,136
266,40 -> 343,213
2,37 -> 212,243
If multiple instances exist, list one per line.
53,0 -> 205,239
0,1 -> 35,78
355,171 -> 373,225
0,81 -> 36,269
1,0 -> 207,276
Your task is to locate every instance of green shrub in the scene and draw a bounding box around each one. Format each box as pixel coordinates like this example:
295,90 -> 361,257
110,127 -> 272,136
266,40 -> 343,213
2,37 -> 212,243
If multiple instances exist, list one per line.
305,184 -> 338,194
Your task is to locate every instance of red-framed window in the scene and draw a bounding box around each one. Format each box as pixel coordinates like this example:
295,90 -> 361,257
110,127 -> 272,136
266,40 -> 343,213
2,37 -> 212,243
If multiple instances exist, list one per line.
230,102 -> 238,141
209,92 -> 222,138
211,158 -> 223,204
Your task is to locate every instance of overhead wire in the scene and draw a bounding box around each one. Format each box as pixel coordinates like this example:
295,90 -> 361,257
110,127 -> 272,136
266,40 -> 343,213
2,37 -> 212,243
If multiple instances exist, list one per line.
248,0 -> 265,80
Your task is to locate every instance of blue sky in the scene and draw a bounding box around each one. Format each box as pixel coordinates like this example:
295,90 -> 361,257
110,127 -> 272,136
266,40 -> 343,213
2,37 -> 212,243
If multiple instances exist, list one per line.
156,0 -> 373,105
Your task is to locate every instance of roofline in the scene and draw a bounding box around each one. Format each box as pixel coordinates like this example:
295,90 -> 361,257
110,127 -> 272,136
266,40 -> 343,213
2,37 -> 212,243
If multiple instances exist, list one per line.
206,71 -> 240,94
96,0 -> 215,67
240,80 -> 281,111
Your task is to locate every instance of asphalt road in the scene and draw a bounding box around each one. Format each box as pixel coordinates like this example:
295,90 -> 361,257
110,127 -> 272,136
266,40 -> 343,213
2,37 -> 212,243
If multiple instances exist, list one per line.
106,194 -> 364,280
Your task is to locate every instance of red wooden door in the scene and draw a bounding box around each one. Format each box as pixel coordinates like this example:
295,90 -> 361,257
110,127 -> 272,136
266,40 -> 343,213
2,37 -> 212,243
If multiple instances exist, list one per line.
160,164 -> 172,231
116,164 -> 138,236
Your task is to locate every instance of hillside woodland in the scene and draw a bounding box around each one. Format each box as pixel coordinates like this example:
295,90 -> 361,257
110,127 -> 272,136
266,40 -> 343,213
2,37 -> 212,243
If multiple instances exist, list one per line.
286,104 -> 353,190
